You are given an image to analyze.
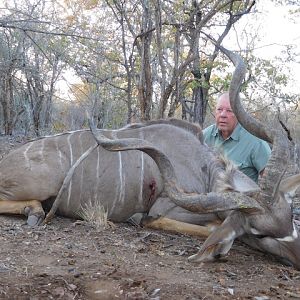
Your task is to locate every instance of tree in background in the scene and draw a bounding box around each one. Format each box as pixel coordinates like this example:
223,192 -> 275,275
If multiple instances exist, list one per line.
0,0 -> 298,135
0,0 -> 68,135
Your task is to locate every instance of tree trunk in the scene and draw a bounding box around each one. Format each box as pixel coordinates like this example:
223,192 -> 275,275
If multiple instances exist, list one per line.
155,0 -> 167,119
138,0 -> 153,121
2,76 -> 15,135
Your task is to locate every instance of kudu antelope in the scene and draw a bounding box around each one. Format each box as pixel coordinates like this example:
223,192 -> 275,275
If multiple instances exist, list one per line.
0,48 -> 299,269
88,48 -> 300,269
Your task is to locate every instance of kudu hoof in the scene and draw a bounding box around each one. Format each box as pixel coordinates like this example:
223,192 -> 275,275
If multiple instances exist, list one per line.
27,214 -> 45,226
24,206 -> 45,226
188,251 -> 222,263
188,252 -> 206,263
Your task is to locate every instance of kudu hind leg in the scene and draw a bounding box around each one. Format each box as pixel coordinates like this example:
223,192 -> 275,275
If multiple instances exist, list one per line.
188,211 -> 246,263
0,200 -> 45,226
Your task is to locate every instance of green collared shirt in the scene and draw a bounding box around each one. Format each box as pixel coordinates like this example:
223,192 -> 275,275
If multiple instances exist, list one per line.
203,123 -> 271,182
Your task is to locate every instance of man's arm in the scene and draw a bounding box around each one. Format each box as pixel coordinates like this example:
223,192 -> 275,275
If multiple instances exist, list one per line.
253,140 -> 271,177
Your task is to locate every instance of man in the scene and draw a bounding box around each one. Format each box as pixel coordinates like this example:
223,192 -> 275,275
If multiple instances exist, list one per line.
203,92 -> 271,183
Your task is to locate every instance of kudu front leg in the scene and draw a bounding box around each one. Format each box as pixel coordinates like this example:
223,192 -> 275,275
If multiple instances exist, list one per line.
142,215 -> 220,237
0,200 -> 45,226
188,211 -> 246,262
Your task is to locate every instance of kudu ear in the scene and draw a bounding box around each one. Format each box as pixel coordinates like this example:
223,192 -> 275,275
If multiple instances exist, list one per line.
279,174 -> 300,205
232,170 -> 260,193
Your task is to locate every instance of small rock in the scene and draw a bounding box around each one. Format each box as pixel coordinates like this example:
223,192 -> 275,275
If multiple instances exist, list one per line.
67,283 -> 77,291
150,288 -> 160,298
286,291 -> 300,298
227,288 -> 234,295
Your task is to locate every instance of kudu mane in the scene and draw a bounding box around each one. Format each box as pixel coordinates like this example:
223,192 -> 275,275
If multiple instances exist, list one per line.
25,129 -> 89,144
214,155 -> 238,192
125,118 -> 204,143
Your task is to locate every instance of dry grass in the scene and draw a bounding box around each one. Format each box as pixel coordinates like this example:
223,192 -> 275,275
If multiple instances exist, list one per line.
77,199 -> 110,230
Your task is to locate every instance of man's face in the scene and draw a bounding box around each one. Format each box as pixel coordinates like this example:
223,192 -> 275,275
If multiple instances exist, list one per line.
215,94 -> 238,137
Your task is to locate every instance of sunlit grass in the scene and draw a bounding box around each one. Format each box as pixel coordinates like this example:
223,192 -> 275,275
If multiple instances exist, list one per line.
77,199 -> 110,230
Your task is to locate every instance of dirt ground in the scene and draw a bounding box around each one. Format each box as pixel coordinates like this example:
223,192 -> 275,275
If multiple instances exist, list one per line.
1,216 -> 300,300
0,136 -> 300,300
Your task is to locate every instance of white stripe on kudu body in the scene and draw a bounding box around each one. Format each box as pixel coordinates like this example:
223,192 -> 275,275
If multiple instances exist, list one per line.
67,133 -> 74,165
23,142 -> 34,169
94,145 -> 101,201
55,138 -> 64,171
40,138 -> 45,162
110,131 -> 126,215
66,133 -> 75,208
78,131 -> 84,205
138,129 -> 145,208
